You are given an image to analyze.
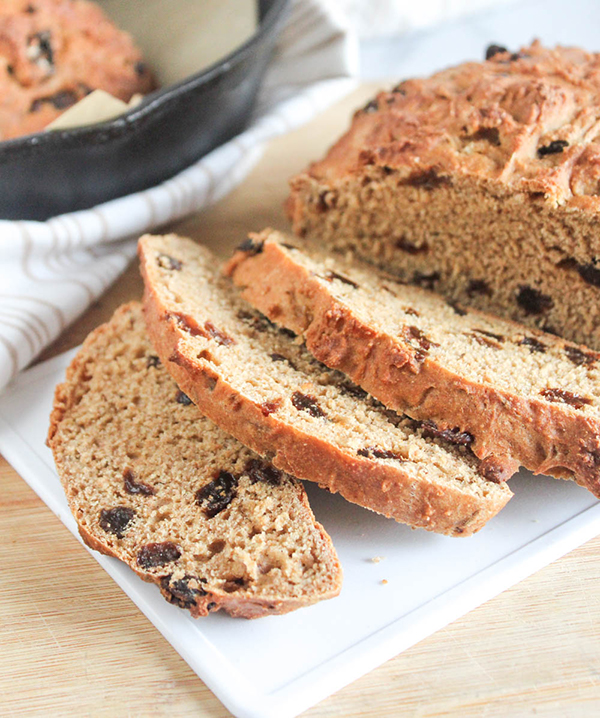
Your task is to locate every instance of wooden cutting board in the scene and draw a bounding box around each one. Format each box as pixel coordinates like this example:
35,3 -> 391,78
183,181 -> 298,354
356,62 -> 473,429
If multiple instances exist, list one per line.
2,85 -> 600,717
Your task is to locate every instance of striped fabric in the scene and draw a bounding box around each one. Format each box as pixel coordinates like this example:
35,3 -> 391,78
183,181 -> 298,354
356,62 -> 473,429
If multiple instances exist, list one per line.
0,0 -> 356,391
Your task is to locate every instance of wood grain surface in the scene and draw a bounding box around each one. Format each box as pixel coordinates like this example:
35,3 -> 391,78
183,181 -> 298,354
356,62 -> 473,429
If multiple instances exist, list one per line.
2,85 -> 600,717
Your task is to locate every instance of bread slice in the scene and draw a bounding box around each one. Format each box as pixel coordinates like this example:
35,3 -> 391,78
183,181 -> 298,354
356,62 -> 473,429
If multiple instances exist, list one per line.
139,234 -> 513,537
47,302 -> 342,619
286,42 -> 600,350
225,229 -> 600,497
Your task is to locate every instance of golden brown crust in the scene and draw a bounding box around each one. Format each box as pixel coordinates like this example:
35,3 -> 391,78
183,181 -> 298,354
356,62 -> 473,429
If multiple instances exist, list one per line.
48,302 -> 342,620
225,233 -> 600,496
139,236 -> 512,536
305,41 -> 600,211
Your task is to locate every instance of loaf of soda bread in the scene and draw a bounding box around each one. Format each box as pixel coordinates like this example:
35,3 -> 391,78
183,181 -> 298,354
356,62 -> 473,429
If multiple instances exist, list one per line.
0,0 -> 154,139
287,41 -> 600,349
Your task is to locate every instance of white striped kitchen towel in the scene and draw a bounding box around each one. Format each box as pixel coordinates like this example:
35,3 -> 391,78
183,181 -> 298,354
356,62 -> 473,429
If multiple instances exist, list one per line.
0,0 -> 357,392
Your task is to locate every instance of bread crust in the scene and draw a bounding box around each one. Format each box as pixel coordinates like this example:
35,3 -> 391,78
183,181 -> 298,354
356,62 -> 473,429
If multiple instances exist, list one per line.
225,234 -> 600,496
139,239 -> 512,536
298,41 -> 600,211
48,302 -> 341,619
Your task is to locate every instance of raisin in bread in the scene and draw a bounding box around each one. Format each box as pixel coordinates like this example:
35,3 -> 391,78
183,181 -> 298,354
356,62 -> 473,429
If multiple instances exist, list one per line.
226,229 -> 600,496
0,0 -> 155,140
47,302 -> 341,619
287,41 -> 600,350
139,234 -> 514,537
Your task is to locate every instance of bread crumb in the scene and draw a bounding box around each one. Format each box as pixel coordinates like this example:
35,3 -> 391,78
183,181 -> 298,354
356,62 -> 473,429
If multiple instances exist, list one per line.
370,556 -> 385,563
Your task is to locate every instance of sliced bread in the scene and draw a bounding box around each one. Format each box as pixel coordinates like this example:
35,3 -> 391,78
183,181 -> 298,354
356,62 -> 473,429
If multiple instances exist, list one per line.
138,234 -> 514,537
47,302 -> 342,619
225,229 -> 600,497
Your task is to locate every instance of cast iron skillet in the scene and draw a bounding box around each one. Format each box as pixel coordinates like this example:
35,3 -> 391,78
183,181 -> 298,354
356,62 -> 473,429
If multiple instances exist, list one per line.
0,0 -> 290,220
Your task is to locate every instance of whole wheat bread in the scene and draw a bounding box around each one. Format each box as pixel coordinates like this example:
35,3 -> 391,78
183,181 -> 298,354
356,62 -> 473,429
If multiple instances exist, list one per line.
47,302 -> 342,619
139,234 -> 514,537
225,229 -> 600,496
286,42 -> 600,349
